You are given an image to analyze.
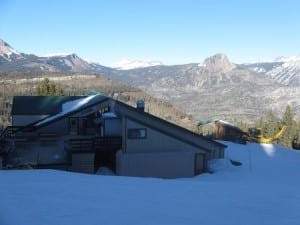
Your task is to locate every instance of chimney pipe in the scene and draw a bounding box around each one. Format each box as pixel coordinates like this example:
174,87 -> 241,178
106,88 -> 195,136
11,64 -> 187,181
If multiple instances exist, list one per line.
136,100 -> 145,112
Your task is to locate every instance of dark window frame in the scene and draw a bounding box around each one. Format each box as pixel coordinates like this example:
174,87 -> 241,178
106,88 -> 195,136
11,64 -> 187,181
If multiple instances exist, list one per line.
127,128 -> 147,139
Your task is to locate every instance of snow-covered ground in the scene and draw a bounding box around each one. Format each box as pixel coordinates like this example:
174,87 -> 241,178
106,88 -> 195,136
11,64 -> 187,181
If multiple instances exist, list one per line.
1,142 -> 300,225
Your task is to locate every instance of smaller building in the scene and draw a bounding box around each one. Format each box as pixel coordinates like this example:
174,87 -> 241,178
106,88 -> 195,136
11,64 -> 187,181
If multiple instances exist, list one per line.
0,94 -> 227,178
214,120 -> 246,142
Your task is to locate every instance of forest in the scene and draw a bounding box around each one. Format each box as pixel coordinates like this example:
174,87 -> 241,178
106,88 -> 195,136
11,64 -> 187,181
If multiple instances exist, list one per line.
0,72 -> 299,149
233,106 -> 300,148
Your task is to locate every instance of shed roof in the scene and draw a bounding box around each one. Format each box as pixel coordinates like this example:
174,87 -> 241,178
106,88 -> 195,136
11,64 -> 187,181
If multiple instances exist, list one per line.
11,96 -> 86,115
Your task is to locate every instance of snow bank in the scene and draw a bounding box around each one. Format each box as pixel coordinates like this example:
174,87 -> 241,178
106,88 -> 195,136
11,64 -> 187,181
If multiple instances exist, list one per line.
0,142 -> 300,225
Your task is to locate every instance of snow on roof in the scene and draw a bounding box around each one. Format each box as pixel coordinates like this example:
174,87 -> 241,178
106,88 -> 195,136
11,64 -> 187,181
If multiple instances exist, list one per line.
34,94 -> 103,126
217,119 -> 242,130
61,95 -> 95,112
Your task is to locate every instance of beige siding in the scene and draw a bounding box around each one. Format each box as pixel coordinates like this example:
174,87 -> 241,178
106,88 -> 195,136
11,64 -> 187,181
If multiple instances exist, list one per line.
125,118 -> 203,153
71,153 -> 95,173
115,102 -> 225,155
116,151 -> 195,178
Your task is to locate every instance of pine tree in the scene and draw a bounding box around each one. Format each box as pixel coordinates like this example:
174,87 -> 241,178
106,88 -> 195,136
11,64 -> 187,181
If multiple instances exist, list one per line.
263,109 -> 279,138
36,78 -> 63,96
278,105 -> 296,147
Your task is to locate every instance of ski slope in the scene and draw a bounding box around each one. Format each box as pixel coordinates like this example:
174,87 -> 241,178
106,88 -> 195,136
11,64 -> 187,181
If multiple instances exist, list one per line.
0,142 -> 300,225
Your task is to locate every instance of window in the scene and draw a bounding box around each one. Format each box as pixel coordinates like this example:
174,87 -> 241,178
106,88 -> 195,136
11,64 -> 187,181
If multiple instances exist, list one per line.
99,105 -> 110,114
128,128 -> 147,139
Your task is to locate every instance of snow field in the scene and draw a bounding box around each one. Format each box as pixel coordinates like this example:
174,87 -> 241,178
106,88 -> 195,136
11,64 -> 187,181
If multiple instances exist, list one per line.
0,142 -> 300,225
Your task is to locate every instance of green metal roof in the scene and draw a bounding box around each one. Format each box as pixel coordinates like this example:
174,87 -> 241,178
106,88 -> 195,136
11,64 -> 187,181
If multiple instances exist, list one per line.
11,96 -> 86,115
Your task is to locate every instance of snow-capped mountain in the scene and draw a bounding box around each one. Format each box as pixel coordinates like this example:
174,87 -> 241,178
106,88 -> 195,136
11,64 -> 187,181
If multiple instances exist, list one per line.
0,39 -> 23,62
0,39 -> 20,56
0,39 -> 111,73
41,52 -> 72,57
114,59 -> 163,70
244,55 -> 300,86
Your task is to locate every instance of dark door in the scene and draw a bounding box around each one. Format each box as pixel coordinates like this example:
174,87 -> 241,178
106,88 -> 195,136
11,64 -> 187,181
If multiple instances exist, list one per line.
69,117 -> 79,135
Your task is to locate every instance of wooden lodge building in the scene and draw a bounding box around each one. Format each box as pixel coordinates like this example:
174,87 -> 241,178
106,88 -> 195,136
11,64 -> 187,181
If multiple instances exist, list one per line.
214,120 -> 246,142
0,95 -> 226,178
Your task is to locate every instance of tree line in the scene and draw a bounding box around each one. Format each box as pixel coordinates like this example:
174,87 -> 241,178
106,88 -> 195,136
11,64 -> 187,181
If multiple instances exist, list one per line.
0,75 -> 299,149
234,105 -> 300,148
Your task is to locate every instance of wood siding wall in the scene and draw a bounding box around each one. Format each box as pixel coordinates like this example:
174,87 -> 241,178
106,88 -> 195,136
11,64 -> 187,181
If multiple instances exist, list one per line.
124,118 -> 203,154
214,122 -> 244,141
115,102 -> 225,155
71,153 -> 95,173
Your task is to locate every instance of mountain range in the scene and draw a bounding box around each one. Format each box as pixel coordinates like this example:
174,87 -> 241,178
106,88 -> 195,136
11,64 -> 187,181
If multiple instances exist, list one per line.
0,39 -> 112,74
1,39 -> 300,123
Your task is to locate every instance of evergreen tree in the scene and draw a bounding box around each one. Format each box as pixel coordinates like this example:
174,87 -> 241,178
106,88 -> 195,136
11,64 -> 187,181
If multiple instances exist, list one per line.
233,118 -> 249,132
278,105 -> 296,147
36,78 -> 63,96
263,109 -> 279,137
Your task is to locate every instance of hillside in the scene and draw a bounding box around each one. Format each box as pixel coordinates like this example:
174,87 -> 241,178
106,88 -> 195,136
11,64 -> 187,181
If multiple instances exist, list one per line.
0,73 -> 195,130
243,56 -> 300,86
109,54 -> 300,122
0,142 -> 299,225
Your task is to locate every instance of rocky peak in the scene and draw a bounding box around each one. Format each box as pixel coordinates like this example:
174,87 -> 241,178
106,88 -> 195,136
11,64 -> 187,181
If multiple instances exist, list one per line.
67,53 -> 79,60
0,39 -> 20,56
200,53 -> 236,73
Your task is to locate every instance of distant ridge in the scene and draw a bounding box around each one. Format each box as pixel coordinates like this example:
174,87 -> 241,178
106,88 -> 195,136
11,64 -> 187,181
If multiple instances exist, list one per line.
1,38 -> 300,122
0,39 -> 111,74
1,38 -> 300,86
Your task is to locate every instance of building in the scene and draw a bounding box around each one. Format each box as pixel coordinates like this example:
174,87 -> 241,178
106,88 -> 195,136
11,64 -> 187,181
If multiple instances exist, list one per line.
0,94 -> 226,178
214,120 -> 246,142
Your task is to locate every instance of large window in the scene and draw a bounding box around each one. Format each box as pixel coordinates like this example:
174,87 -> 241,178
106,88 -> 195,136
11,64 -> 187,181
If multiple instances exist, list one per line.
128,128 -> 147,139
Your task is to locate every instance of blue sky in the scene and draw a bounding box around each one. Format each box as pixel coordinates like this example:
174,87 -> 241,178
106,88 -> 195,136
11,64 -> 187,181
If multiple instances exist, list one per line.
1,0 -> 299,66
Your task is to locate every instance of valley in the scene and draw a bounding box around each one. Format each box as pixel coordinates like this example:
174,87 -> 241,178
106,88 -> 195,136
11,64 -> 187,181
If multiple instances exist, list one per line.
1,38 -> 300,124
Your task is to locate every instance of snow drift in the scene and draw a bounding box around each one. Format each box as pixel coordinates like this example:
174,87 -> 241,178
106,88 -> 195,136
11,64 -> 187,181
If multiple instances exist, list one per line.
0,142 -> 300,225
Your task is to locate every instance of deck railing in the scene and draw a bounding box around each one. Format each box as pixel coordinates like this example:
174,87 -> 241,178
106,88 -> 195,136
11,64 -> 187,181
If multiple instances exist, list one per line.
0,126 -> 36,140
68,136 -> 122,153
